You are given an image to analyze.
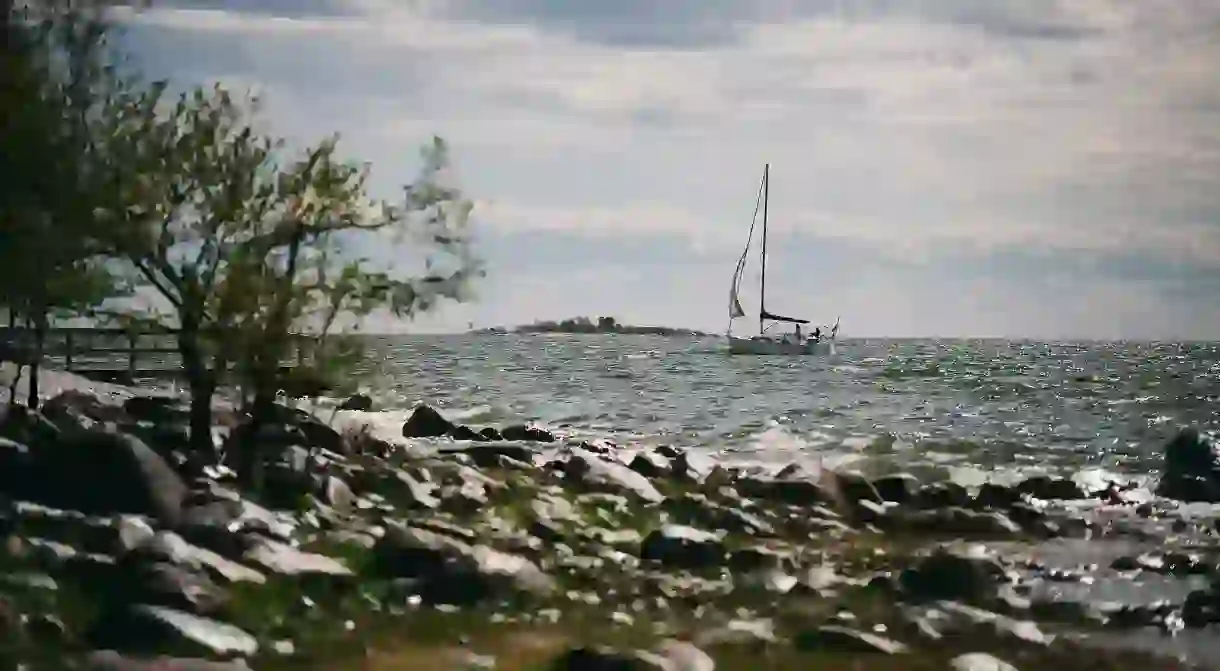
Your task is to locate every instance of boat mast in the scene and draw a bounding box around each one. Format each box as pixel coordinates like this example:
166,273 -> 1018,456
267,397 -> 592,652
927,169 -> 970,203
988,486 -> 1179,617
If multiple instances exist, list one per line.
759,163 -> 769,336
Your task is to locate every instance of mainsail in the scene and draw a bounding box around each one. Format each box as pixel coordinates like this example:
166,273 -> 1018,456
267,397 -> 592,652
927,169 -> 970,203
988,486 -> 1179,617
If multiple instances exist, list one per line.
727,172 -> 767,323
728,287 -> 745,319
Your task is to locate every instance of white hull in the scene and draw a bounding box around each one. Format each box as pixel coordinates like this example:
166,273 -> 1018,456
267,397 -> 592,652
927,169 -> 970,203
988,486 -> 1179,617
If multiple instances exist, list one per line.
727,335 -> 835,356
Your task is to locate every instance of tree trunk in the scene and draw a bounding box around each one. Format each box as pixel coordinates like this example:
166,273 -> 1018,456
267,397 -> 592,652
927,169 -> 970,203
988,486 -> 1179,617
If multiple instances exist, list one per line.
5,308 -> 19,406
25,312 -> 42,410
242,221 -> 306,494
177,316 -> 214,457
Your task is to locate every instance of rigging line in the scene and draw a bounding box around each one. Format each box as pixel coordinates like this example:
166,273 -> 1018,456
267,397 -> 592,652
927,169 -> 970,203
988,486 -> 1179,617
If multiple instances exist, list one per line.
731,171 -> 767,293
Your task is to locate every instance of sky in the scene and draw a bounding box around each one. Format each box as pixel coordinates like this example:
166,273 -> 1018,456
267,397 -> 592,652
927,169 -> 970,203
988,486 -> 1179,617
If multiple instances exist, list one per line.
111,0 -> 1220,339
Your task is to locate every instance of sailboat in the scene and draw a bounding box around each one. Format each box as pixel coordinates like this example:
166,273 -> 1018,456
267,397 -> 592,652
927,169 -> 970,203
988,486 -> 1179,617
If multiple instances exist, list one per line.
726,163 -> 839,356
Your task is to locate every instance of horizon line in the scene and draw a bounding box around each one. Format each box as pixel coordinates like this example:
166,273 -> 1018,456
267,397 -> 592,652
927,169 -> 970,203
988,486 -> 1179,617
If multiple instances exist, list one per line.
358,332 -> 1220,344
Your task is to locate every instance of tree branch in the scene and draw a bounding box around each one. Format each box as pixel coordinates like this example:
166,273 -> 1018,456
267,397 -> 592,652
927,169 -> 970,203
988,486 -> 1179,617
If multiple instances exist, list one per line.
131,257 -> 182,310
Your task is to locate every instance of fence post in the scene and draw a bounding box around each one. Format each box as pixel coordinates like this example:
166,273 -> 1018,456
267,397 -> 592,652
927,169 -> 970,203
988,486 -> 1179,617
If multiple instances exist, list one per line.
64,330 -> 73,370
127,332 -> 137,380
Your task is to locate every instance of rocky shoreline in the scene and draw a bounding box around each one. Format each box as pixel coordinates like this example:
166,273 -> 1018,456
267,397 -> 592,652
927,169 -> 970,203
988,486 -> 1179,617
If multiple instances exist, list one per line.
0,386 -> 1217,669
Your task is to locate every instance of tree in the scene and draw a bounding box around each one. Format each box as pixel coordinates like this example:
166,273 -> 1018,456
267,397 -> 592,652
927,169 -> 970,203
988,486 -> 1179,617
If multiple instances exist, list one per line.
91,82 -> 483,464
0,1 -> 131,407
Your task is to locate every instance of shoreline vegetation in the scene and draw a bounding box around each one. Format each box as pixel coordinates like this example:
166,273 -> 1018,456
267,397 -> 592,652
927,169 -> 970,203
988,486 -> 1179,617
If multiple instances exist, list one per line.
473,316 -> 713,337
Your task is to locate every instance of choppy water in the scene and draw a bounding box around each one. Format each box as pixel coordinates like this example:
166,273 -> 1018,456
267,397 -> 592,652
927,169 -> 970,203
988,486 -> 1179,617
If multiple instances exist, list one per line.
11,334 -> 1219,486
311,335 -> 1219,489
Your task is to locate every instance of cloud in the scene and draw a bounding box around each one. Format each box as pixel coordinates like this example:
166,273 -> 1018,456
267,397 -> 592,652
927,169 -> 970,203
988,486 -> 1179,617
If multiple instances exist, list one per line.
112,0 -> 1220,337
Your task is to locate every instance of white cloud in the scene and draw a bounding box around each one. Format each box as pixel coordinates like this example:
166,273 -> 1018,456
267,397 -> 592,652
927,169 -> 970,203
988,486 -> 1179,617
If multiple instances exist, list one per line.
114,1 -> 1220,335
476,200 -> 710,239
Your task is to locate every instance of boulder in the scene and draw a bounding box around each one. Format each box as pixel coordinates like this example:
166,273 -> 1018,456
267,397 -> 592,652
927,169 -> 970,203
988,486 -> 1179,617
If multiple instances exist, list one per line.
402,405 -> 455,438
562,449 -> 663,503
873,473 -> 920,504
1015,475 -> 1084,501
899,546 -> 1007,604
89,604 -> 258,658
374,522 -> 555,604
1156,428 -> 1220,502
337,394 -> 373,412
640,525 -> 727,570
42,390 -> 127,431
24,430 -> 188,526
123,396 -> 191,425
500,424 -> 555,443
0,404 -> 61,447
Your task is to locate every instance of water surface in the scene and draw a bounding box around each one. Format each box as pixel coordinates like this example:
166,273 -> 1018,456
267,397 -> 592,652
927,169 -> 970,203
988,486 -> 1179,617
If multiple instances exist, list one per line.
328,335 -> 1219,486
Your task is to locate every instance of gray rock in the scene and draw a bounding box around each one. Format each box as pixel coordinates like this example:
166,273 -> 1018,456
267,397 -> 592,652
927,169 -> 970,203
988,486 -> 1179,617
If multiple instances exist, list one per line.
654,640 -> 714,671
93,604 -> 258,658
31,429 -> 188,526
136,532 -> 266,585
628,452 -> 670,479
795,625 -> 909,654
975,483 -> 1020,509
1015,476 -> 1084,501
375,521 -> 555,604
835,471 -> 883,506
899,546 -> 1007,603
548,646 -> 669,670
115,516 -> 157,555
440,444 -> 539,468
120,562 -> 230,616
42,390 -> 126,429
727,545 -> 792,573
500,424 -> 554,443
936,601 -> 1053,646
402,404 -> 455,438
564,449 -> 663,503
0,436 -> 31,495
735,474 -> 834,508
337,394 -> 373,412
1156,427 -> 1220,502
873,472 -> 920,503
640,525 -> 727,570
393,469 -> 441,510
892,508 -> 1022,538
84,650 -> 253,670
123,395 -> 192,424
322,475 -> 355,513
242,538 -> 352,578
914,481 -> 971,509
950,652 -> 1019,671
664,494 -> 774,536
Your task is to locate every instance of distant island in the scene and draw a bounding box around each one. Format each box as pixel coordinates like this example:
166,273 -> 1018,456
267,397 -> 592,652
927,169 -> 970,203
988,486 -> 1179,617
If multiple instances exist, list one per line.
471,316 -> 712,337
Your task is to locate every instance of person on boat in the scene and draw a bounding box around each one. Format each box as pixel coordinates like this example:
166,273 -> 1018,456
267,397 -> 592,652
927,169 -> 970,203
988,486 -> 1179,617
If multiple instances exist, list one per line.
812,327 -> 821,342
794,324 -> 803,342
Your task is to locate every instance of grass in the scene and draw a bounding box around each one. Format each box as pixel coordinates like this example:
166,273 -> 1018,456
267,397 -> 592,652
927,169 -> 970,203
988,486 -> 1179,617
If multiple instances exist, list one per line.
262,593 -> 1195,671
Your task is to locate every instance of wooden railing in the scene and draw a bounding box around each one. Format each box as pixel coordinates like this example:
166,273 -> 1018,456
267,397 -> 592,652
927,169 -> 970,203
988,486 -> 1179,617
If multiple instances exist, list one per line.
0,326 -> 314,382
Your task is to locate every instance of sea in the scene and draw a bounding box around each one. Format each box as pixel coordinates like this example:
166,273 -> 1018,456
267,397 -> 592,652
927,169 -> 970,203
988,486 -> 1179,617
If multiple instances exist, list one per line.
7,334 -> 1218,489
319,334 -> 1214,491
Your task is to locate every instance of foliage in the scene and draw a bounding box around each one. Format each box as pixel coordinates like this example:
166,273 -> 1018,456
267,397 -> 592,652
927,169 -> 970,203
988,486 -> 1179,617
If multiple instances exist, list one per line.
0,1 -> 127,320
0,0 -> 137,405
87,80 -> 482,450
0,2 -> 483,431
